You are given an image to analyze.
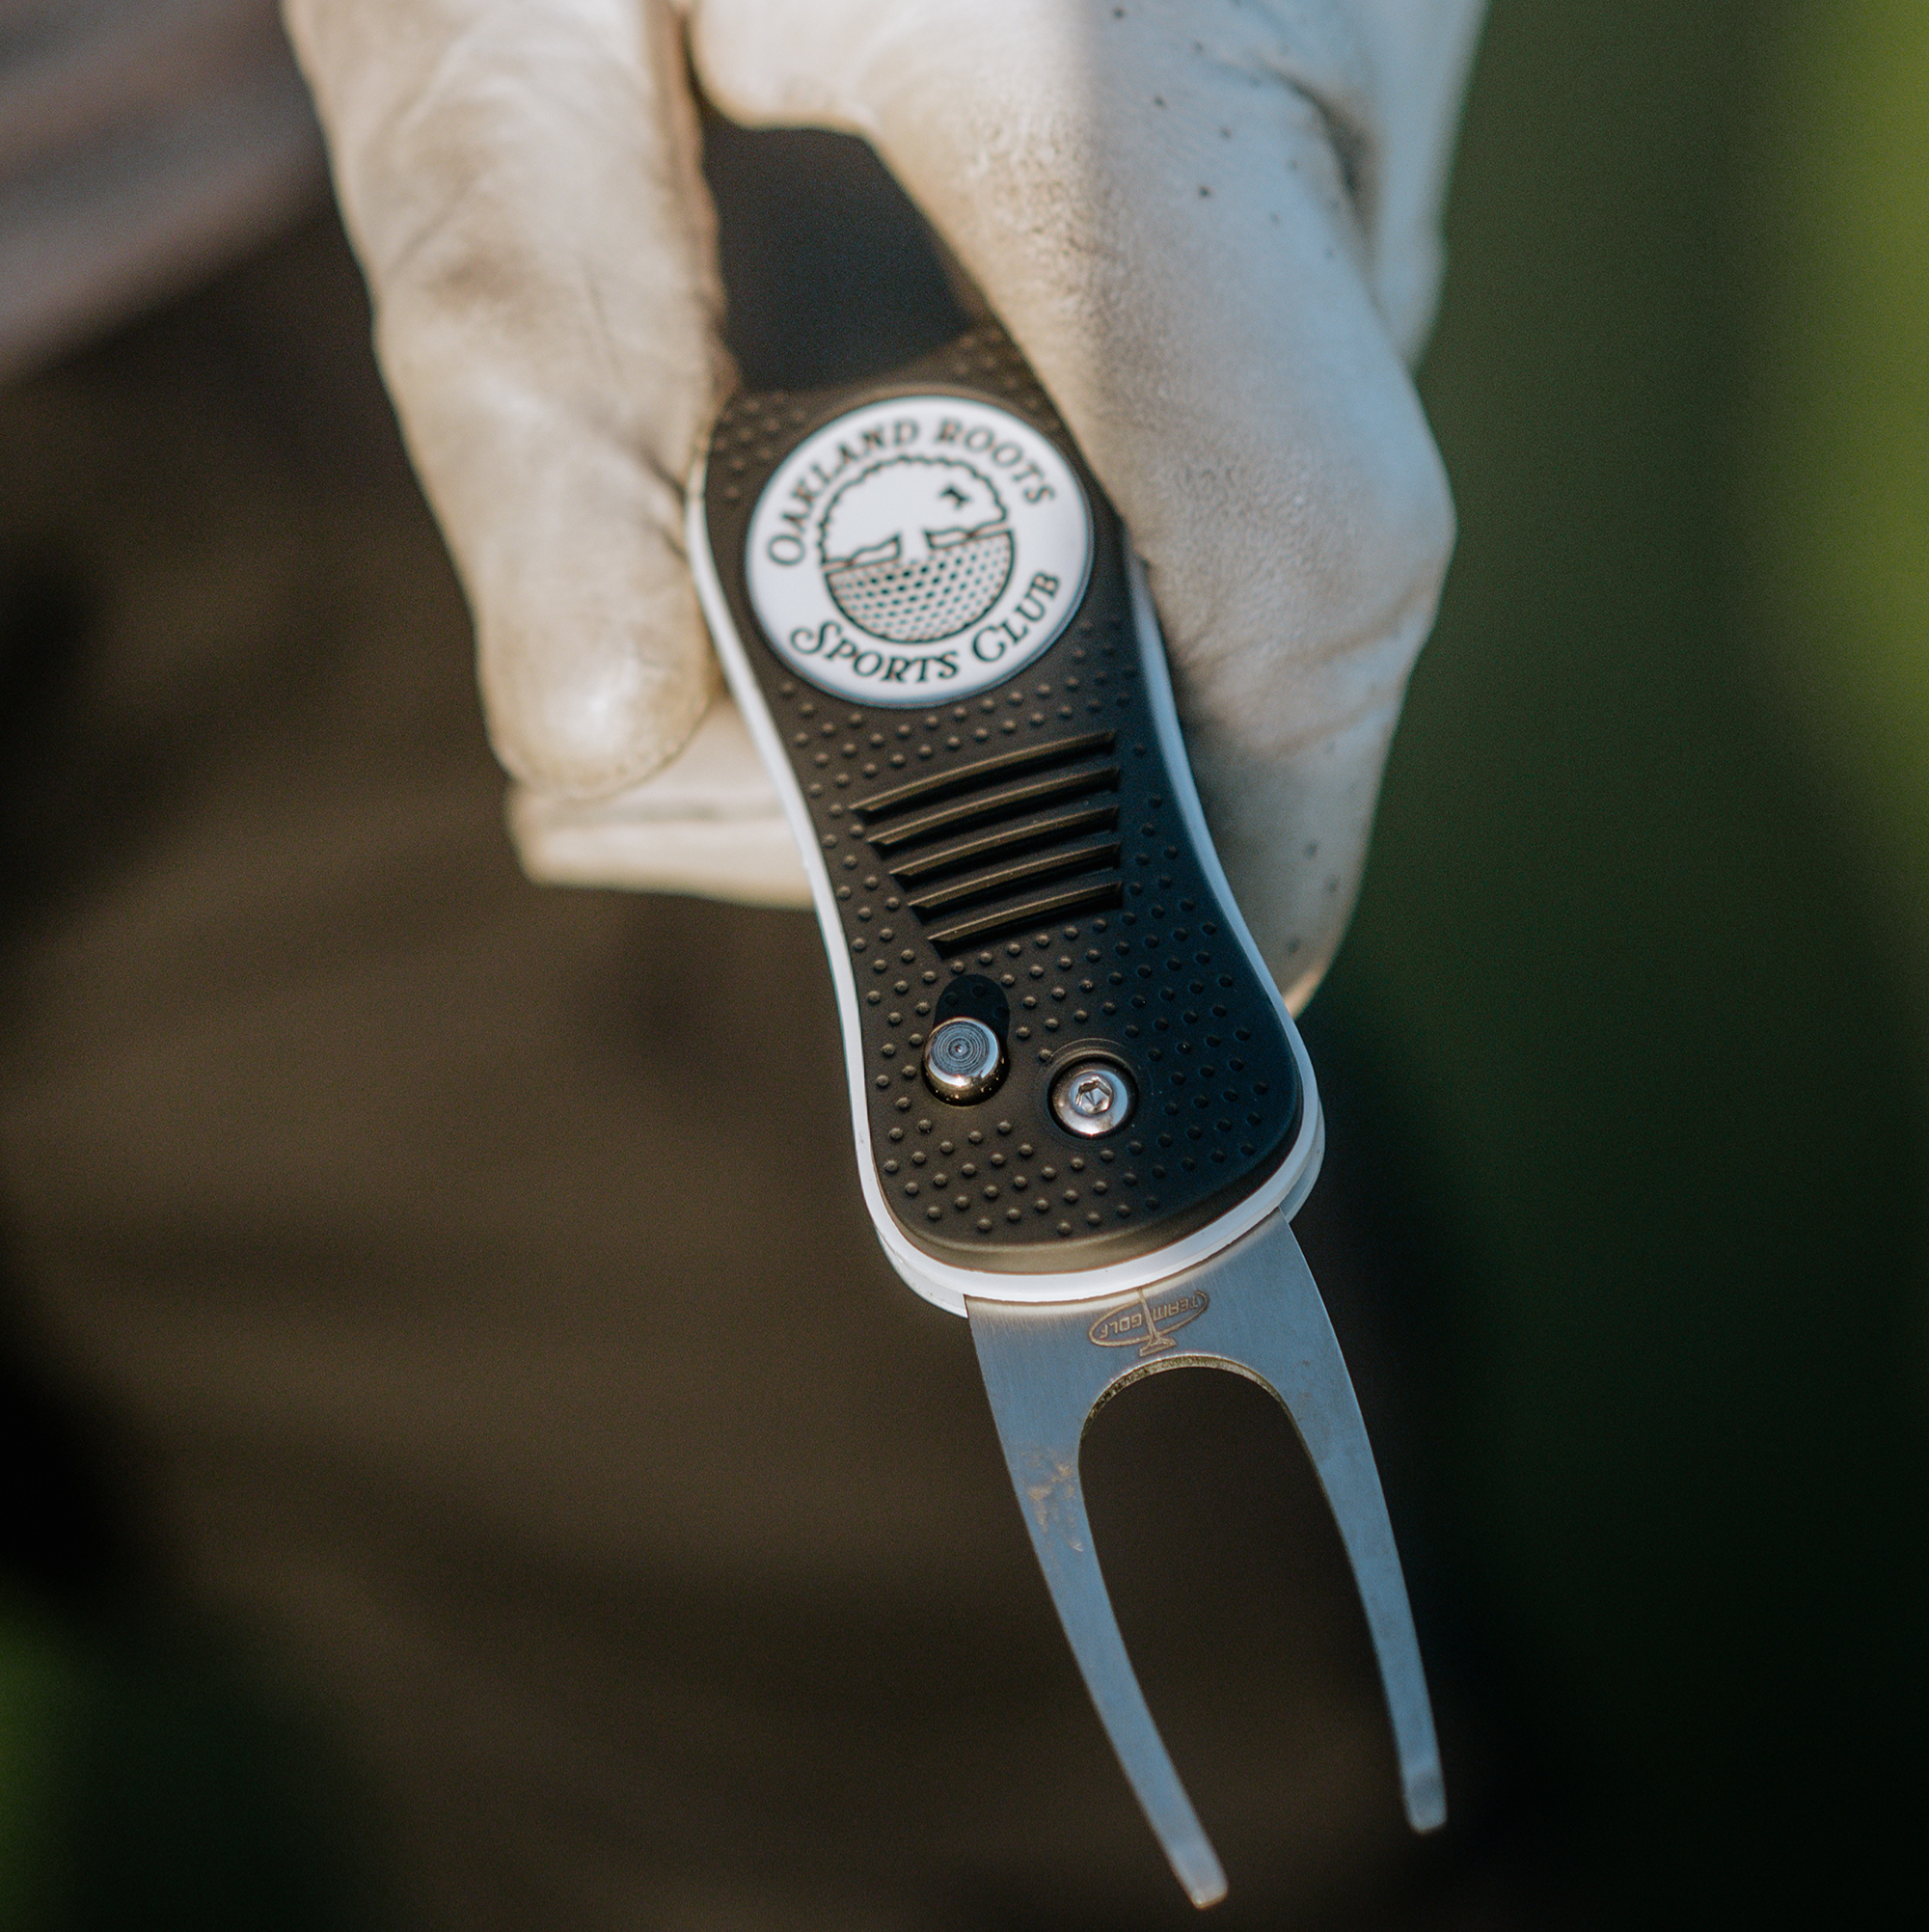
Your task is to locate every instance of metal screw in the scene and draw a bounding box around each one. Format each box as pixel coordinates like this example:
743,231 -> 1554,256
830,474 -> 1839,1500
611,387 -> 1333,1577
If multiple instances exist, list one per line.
1051,1062 -> 1133,1137
923,1017 -> 1005,1102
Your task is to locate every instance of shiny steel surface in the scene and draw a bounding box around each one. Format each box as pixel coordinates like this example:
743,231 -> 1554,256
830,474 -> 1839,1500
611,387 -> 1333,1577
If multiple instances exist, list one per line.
967,1211 -> 1443,1906
922,1015 -> 1004,1101
1049,1060 -> 1133,1137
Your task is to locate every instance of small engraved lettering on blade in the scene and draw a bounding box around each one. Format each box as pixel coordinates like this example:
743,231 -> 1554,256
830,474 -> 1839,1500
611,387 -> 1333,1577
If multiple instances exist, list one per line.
1088,1289 -> 1209,1357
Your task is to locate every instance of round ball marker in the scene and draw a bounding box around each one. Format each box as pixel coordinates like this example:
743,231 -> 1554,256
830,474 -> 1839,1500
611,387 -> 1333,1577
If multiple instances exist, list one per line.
923,1017 -> 1005,1102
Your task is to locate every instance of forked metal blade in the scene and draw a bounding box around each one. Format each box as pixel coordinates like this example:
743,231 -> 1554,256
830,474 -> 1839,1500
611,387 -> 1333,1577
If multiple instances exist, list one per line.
967,1211 -> 1443,1907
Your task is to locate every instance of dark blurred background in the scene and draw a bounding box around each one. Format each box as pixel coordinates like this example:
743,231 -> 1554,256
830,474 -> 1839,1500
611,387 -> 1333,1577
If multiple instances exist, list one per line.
1333,5 -> 1929,1919
3,0 -> 1925,1925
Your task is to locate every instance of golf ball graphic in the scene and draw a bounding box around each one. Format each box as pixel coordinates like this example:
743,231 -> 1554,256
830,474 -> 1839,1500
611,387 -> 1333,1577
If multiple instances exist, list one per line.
820,456 -> 1015,644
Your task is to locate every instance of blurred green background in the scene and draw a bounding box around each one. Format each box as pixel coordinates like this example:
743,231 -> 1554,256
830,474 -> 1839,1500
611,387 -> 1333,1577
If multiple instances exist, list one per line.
4,0 -> 1925,1922
1324,0 -> 1929,1915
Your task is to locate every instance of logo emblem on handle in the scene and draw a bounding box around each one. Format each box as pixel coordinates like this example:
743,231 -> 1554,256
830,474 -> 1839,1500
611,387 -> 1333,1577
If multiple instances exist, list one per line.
746,395 -> 1093,706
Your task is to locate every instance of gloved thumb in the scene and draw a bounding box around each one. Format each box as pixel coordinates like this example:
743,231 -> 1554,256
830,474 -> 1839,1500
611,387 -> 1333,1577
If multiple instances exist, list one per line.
283,0 -> 728,798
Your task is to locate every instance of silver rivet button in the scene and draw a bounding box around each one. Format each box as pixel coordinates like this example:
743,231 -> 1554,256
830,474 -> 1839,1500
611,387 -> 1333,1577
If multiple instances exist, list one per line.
1050,1061 -> 1133,1137
923,1017 -> 1005,1102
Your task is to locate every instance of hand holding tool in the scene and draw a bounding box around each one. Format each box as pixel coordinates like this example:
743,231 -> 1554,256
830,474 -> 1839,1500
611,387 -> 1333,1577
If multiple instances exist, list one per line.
283,0 -> 1478,1003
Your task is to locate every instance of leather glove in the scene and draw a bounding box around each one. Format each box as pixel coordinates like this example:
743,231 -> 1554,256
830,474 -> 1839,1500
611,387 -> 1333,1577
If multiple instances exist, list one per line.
283,0 -> 1481,1011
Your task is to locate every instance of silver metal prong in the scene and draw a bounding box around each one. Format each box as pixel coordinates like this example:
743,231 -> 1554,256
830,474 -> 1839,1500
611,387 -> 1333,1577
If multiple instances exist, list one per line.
967,1211 -> 1443,1905
969,1290 -> 1229,1907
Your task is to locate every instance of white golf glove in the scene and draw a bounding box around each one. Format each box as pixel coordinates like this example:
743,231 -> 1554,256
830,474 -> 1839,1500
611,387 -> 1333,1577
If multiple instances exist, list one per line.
284,0 -> 1481,1011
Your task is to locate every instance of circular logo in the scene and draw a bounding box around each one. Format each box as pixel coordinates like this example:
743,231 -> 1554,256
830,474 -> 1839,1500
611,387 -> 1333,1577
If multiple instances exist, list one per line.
745,395 -> 1092,706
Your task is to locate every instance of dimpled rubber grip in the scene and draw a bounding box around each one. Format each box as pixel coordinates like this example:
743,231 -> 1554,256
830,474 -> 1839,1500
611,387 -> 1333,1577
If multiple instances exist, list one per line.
704,329 -> 1301,1274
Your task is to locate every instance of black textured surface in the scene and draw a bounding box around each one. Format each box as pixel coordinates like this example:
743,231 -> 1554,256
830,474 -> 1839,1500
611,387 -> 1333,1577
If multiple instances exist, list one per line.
705,329 -> 1302,1273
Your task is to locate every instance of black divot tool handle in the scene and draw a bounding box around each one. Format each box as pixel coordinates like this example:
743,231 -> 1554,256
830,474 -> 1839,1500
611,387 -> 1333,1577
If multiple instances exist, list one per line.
689,328 -> 1318,1309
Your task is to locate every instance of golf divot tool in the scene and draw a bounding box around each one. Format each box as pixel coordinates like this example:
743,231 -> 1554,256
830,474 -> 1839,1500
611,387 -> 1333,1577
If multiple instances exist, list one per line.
687,329 -> 1443,1906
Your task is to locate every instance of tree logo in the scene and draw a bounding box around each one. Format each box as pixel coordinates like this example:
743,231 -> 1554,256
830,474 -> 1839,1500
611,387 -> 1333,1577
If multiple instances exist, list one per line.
745,395 -> 1093,705
821,455 -> 1014,643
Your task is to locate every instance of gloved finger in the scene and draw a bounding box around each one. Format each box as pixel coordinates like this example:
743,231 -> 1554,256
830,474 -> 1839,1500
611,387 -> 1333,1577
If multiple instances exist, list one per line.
284,0 -> 729,798
507,698 -> 811,906
692,0 -> 1462,1008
